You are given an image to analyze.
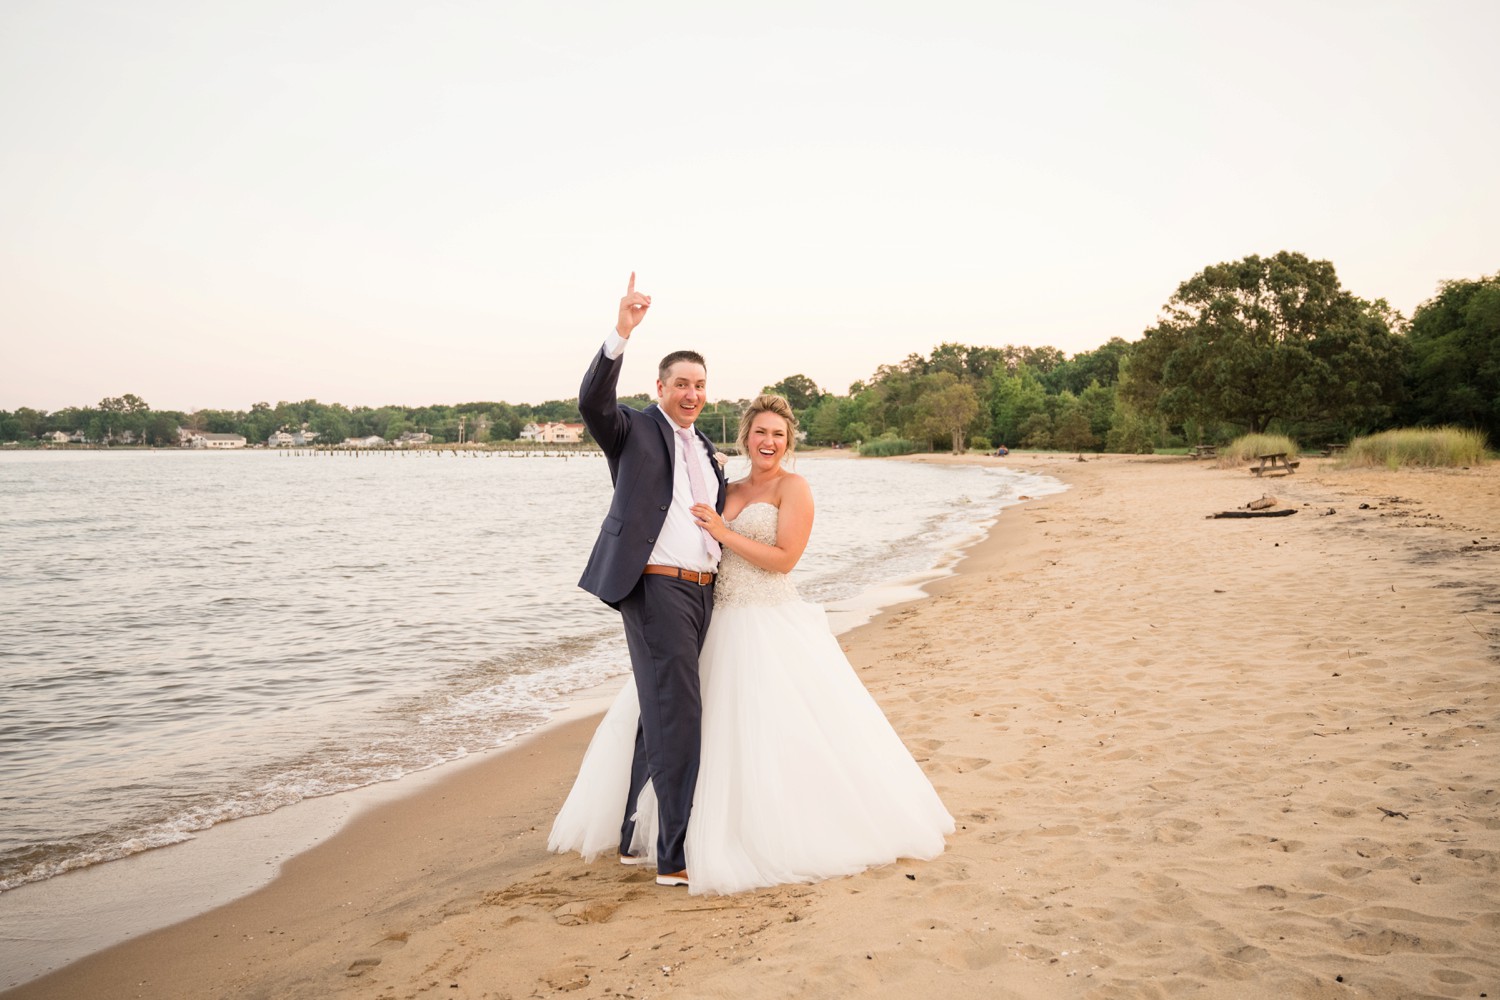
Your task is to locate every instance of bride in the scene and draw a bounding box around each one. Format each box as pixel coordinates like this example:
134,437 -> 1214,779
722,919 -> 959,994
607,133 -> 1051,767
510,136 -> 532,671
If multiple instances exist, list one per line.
549,394 -> 954,895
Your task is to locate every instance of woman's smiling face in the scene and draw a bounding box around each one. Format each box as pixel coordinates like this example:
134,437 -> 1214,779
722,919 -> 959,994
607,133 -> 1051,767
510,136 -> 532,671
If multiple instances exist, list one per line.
746,411 -> 790,467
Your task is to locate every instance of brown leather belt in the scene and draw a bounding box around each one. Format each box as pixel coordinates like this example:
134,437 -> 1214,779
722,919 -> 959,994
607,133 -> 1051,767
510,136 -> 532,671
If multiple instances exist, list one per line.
643,564 -> 716,586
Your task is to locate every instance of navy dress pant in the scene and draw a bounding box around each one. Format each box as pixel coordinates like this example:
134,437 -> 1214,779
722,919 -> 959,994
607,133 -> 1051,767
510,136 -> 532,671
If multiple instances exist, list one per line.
615,574 -> 714,874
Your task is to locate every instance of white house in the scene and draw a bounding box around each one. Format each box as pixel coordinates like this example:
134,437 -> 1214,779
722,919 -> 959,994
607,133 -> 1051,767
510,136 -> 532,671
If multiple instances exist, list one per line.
193,433 -> 247,449
267,431 -> 296,447
396,431 -> 433,447
45,430 -> 70,443
341,435 -> 386,449
523,421 -> 585,444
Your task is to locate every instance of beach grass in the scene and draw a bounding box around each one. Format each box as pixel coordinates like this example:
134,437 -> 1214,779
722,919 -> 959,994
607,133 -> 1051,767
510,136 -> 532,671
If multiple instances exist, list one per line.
1215,433 -> 1299,468
1341,427 -> 1489,468
858,437 -> 924,457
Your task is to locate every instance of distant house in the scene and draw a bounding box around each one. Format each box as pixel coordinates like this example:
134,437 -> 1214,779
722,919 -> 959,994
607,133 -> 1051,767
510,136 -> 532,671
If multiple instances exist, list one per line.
45,431 -> 70,443
267,431 -> 295,447
341,435 -> 386,449
193,433 -> 247,449
524,421 -> 586,444
291,430 -> 319,446
68,430 -> 88,444
396,431 -> 433,447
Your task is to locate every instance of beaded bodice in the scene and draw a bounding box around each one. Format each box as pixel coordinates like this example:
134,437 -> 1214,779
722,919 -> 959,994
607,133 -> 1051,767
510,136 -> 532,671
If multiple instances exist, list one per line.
714,503 -> 800,609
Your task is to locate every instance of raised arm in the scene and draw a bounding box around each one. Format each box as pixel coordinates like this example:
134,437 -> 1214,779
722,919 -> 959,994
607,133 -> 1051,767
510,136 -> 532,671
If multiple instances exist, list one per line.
580,273 -> 652,454
692,475 -> 814,575
616,271 -> 651,338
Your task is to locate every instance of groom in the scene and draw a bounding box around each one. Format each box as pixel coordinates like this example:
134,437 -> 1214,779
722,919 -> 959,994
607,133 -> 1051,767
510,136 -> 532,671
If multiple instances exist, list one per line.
577,273 -> 726,887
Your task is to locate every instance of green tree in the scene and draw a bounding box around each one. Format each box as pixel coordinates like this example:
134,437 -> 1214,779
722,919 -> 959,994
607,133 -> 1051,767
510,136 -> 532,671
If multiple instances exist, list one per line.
1052,393 -> 1097,452
763,374 -> 824,413
144,411 -> 182,446
986,365 -> 1048,447
96,396 -> 126,441
927,343 -> 1006,383
241,402 -> 276,444
1123,252 -> 1405,433
1047,338 -> 1130,394
2,407 -> 47,440
310,406 -> 350,443
1078,380 -> 1115,444
1017,411 -> 1053,449
912,372 -> 980,453
807,395 -> 846,445
1403,273 -> 1500,443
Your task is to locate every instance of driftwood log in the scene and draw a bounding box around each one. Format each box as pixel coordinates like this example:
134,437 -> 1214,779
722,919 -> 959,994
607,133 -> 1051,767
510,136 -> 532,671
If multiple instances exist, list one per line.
1209,508 -> 1297,519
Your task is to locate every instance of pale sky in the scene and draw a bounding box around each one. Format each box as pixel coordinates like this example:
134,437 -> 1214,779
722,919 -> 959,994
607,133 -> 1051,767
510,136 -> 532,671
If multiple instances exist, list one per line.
2,0 -> 1495,413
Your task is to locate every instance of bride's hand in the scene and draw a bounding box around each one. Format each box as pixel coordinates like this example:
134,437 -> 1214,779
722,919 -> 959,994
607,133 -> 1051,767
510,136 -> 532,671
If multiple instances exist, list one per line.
691,503 -> 728,540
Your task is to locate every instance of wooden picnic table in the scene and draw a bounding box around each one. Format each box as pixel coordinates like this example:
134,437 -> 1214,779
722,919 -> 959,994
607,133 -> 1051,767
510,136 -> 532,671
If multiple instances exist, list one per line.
1321,443 -> 1347,457
1250,452 -> 1300,476
1191,444 -> 1218,459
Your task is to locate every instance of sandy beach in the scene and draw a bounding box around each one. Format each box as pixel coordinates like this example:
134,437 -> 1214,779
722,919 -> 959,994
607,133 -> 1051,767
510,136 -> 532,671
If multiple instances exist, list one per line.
6,452 -> 1498,1000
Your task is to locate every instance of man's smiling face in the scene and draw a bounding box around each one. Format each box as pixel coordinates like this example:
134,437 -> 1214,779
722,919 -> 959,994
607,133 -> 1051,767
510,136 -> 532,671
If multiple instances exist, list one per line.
657,361 -> 707,427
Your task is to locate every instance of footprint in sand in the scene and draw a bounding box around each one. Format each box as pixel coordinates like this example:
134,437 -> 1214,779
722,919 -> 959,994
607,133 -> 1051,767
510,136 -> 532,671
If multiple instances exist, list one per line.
1223,944 -> 1269,963
554,899 -> 620,925
1151,818 -> 1202,844
542,966 -> 593,992
344,931 -> 410,977
1343,927 -> 1450,955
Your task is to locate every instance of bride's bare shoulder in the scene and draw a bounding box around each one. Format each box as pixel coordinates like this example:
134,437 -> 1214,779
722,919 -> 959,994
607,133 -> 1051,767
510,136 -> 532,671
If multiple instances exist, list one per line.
774,472 -> 812,504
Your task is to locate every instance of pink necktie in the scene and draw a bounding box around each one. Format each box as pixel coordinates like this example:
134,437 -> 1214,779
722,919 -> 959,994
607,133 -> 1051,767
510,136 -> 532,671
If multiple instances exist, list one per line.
677,427 -> 721,560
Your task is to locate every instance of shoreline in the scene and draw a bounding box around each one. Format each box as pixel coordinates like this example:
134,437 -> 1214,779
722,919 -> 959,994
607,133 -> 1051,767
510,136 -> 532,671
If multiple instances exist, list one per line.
8,452 -> 1498,999
1,453 -> 1060,994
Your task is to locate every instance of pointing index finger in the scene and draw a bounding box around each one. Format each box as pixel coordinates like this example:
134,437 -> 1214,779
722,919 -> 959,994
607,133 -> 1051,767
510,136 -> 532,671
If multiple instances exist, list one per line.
627,272 -> 636,295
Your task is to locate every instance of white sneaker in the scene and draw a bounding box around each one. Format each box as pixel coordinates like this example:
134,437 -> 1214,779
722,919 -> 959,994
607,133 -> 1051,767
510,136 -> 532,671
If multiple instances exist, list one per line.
619,854 -> 646,866
655,871 -> 689,887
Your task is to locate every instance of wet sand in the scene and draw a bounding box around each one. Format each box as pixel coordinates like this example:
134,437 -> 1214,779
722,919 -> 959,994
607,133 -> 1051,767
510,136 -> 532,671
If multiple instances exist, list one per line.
6,452 -> 1498,1000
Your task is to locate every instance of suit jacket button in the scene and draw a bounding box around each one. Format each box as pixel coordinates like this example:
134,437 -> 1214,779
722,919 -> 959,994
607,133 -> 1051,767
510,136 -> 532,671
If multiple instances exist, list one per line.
659,504 -> 668,511
647,537 -> 655,543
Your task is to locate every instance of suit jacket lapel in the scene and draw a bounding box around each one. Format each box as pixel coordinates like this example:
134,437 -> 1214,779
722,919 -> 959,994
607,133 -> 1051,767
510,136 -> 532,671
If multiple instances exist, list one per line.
701,429 -> 728,503
650,405 -> 727,509
646,404 -> 676,465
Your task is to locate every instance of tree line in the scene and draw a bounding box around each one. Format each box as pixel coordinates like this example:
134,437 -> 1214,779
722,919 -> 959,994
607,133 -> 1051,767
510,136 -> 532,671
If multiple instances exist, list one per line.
773,253 -> 1496,454
4,252 -> 1495,452
0,391 -> 746,448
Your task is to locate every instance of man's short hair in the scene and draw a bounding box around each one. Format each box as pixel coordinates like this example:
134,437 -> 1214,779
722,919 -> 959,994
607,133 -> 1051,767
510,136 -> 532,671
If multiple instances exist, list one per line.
658,350 -> 707,383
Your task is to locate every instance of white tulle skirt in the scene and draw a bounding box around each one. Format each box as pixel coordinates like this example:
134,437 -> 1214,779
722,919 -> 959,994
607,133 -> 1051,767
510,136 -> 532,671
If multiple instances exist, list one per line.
549,598 -> 954,895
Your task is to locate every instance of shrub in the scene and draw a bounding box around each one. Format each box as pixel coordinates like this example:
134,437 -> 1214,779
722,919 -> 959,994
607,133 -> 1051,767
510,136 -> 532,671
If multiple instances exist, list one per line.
1106,410 -> 1157,454
858,437 -> 923,457
968,435 -> 993,452
1216,433 -> 1299,469
1342,427 -> 1489,468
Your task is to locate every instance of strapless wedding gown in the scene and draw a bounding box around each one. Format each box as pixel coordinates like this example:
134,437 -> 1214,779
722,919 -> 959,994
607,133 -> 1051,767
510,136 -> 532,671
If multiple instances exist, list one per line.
549,502 -> 954,895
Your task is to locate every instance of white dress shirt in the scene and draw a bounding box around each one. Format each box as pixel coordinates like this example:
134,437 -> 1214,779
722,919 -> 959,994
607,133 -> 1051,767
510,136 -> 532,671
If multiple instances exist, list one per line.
604,332 -> 720,573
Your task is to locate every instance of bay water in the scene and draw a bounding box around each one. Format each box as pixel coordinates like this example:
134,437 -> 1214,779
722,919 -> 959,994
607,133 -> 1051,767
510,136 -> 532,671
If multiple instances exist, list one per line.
0,449 -> 1061,904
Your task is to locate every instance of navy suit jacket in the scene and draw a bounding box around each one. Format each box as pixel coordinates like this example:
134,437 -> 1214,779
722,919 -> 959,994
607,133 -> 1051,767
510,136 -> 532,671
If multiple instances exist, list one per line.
577,345 -> 728,606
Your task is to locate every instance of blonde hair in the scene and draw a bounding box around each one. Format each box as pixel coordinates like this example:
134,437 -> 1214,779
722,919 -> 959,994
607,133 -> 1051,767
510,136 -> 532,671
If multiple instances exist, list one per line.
737,394 -> 798,460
